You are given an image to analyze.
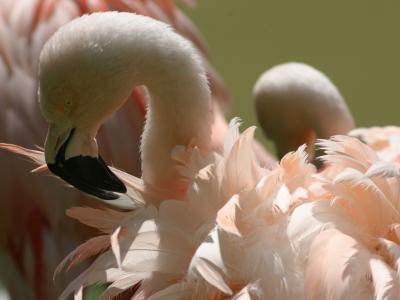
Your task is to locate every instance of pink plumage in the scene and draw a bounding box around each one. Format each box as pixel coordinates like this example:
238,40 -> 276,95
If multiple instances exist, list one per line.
3,4 -> 400,300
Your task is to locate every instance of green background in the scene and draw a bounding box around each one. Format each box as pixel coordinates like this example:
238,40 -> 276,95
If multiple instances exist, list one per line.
182,0 -> 400,153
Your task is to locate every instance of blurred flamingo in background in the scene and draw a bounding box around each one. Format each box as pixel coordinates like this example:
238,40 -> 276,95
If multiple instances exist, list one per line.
253,62 -> 355,163
0,1 -> 237,299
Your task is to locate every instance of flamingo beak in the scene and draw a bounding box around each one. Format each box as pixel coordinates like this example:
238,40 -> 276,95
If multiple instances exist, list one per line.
46,128 -> 127,200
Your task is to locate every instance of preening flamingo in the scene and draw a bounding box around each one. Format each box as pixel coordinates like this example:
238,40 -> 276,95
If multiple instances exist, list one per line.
0,1 -> 236,299
4,10 -> 400,300
39,11 -> 214,200
253,62 -> 355,161
5,12 -> 308,298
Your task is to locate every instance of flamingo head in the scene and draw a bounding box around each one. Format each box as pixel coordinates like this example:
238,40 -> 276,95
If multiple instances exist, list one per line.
38,20 -> 129,200
253,62 -> 355,164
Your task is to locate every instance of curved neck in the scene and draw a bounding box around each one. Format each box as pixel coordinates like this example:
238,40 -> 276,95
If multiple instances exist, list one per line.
81,13 -> 212,195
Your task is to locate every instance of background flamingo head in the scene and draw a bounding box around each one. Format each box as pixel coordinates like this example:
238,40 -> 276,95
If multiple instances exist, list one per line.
253,62 -> 355,163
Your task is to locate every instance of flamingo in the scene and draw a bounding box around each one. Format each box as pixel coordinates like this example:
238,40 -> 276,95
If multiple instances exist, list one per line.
253,62 -> 355,162
0,1 -> 235,299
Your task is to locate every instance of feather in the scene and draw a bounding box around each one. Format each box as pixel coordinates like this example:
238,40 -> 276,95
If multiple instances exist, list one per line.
191,257 -> 233,296
73,286 -> 83,300
146,283 -> 185,300
366,161 -> 400,178
54,235 -> 110,278
0,143 -> 45,166
349,126 -> 400,153
369,258 -> 400,299
98,273 -> 143,300
135,273 -> 187,300
272,184 -> 291,214
66,207 -> 128,234
232,284 -> 263,300
216,194 -> 241,236
376,238 -> 400,275
288,201 -> 356,264
110,167 -> 147,205
110,226 -> 122,269
223,118 -> 241,157
280,144 -> 315,191
222,126 -> 262,199
305,229 -> 373,300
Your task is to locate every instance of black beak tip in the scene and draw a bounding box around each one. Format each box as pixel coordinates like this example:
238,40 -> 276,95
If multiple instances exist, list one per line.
48,128 -> 127,200
47,155 -> 127,200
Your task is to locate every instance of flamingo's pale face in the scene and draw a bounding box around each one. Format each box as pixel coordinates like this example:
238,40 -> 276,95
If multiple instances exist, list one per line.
38,36 -> 127,200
